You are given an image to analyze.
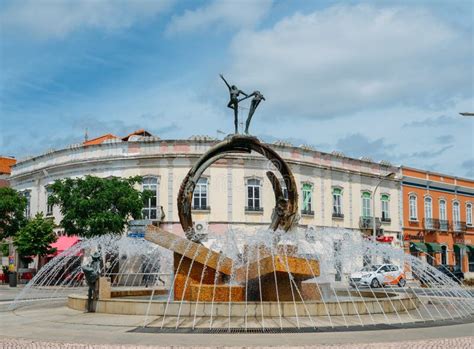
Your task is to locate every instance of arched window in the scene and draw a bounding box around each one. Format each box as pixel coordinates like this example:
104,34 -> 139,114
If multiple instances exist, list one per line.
361,191 -> 371,217
142,177 -> 158,220
424,197 -> 432,219
22,190 -> 31,219
45,186 -> 54,216
467,203 -> 472,226
332,187 -> 343,218
439,199 -> 448,230
246,178 -> 262,211
453,201 -> 461,231
424,197 -> 433,229
409,195 -> 417,221
301,183 -> 313,215
193,177 -> 209,210
381,194 -> 390,222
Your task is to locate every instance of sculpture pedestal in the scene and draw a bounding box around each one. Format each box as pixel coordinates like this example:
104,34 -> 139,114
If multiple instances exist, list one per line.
98,276 -> 111,300
145,225 -> 320,303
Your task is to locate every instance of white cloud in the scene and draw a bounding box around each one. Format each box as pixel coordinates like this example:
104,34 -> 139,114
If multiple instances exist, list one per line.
0,0 -> 173,39
228,5 -> 473,120
166,0 -> 272,36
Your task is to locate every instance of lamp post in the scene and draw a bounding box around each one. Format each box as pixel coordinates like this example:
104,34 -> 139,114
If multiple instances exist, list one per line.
372,172 -> 396,242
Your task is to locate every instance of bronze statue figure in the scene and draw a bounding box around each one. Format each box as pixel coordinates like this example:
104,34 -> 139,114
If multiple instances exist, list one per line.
220,74 -> 249,134
82,251 -> 101,312
245,91 -> 265,134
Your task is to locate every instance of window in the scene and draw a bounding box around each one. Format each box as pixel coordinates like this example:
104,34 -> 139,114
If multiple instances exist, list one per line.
424,197 -> 433,229
142,177 -> 158,220
332,188 -> 343,217
439,199 -> 448,230
409,195 -> 418,221
467,203 -> 472,226
193,178 -> 209,210
453,201 -> 461,231
46,187 -> 54,216
246,178 -> 261,211
301,183 -> 313,214
22,191 -> 31,219
381,194 -> 390,221
361,191 -> 371,217
424,197 -> 432,219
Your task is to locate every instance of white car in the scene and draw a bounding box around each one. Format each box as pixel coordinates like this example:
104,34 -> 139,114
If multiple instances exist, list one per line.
349,264 -> 406,288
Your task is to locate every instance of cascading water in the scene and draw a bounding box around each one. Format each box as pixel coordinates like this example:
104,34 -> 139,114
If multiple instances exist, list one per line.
10,226 -> 474,332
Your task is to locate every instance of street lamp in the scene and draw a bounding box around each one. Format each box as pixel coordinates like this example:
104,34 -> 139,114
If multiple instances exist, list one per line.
373,172 -> 396,242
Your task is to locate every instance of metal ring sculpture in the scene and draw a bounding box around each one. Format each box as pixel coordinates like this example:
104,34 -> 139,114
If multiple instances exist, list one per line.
177,135 -> 299,242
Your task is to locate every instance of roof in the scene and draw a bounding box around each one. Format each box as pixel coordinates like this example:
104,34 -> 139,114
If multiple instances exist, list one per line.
122,129 -> 153,141
0,156 -> 16,175
83,134 -> 119,146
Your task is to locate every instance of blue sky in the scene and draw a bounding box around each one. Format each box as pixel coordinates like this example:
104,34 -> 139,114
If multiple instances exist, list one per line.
0,0 -> 473,177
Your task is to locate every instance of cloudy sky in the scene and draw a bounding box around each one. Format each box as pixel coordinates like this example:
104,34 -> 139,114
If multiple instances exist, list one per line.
1,0 -> 473,177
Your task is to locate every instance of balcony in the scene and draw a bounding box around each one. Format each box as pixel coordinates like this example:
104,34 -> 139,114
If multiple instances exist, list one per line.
332,212 -> 344,219
423,218 -> 439,231
359,216 -> 381,230
439,219 -> 449,232
452,221 -> 467,233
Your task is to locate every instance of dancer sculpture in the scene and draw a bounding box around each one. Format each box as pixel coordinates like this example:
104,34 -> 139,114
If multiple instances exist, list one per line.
245,90 -> 265,134
220,74 -> 248,134
220,74 -> 265,135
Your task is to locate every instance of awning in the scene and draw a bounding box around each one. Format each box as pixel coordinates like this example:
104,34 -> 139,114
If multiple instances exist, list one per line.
425,242 -> 443,253
453,244 -> 466,253
410,242 -> 428,253
49,236 -> 80,256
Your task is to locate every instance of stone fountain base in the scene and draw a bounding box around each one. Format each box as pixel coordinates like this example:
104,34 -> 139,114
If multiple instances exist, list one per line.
67,291 -> 420,317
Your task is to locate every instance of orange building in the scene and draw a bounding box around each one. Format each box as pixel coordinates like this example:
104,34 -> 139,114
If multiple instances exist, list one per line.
402,167 -> 474,278
0,156 -> 16,188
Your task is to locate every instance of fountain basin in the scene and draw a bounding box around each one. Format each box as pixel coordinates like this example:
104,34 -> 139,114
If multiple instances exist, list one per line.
67,291 -> 419,317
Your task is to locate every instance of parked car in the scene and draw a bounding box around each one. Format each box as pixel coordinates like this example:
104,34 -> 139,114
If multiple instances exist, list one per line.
435,264 -> 464,284
349,264 -> 406,288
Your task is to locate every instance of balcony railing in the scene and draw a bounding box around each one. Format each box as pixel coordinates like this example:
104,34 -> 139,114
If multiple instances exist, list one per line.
381,216 -> 391,223
423,218 -> 439,231
332,212 -> 344,219
359,216 -> 381,230
452,221 -> 467,233
439,219 -> 449,232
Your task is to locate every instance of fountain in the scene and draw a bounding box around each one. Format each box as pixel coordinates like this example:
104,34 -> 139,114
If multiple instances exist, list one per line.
9,78 -> 474,333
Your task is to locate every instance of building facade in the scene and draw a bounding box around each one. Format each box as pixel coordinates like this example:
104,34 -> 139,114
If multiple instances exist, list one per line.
402,167 -> 474,277
9,131 -> 402,246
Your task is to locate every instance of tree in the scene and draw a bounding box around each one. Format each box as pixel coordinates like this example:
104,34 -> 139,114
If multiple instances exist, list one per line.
0,187 -> 27,240
13,213 -> 57,258
48,176 -> 149,238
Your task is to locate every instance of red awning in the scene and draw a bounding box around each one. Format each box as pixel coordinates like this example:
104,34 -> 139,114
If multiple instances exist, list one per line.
50,236 -> 80,256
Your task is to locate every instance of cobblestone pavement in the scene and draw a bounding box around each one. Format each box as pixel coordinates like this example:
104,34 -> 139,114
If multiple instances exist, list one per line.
0,336 -> 473,348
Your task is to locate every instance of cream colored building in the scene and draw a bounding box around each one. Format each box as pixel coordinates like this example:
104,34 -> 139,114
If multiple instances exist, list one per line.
9,133 -> 402,245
